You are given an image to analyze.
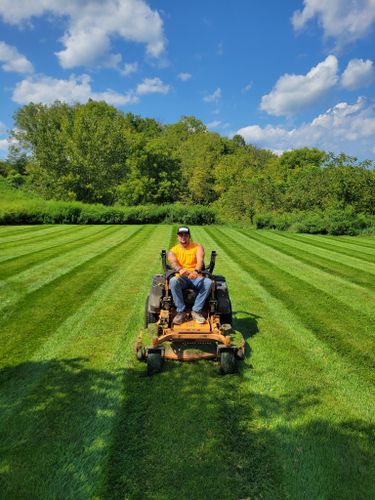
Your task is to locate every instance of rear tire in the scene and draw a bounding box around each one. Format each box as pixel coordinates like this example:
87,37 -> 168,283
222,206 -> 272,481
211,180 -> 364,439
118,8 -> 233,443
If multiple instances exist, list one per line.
147,352 -> 163,375
220,350 -> 236,374
145,296 -> 158,328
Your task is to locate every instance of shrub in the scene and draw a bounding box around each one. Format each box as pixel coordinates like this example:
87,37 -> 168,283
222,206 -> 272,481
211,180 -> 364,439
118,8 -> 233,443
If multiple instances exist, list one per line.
255,209 -> 374,235
0,183 -> 218,225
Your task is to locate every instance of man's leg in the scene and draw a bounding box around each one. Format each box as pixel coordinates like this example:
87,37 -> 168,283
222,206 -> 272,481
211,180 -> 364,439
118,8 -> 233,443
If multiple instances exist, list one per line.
191,277 -> 212,321
169,276 -> 189,312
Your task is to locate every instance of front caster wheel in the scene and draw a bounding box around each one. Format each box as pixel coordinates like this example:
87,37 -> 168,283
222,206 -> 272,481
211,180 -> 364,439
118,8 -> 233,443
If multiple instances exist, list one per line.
147,352 -> 163,375
220,350 -> 237,374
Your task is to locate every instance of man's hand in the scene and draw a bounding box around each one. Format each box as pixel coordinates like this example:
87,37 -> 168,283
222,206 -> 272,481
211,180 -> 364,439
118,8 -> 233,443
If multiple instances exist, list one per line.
188,270 -> 198,279
179,268 -> 190,277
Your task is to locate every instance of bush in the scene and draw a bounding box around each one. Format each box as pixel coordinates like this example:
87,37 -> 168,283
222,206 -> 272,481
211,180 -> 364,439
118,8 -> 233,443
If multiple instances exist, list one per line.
255,209 -> 374,235
0,183 -> 218,225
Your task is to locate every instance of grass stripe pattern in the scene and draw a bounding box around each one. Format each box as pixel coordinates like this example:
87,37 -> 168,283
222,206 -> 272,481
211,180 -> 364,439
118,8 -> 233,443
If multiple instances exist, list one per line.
0,225 -> 373,500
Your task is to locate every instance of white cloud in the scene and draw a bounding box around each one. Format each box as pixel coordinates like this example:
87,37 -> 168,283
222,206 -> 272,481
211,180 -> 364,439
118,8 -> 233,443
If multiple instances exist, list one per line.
261,55 -> 338,117
121,62 -> 138,77
0,122 -> 9,155
177,72 -> 191,81
0,41 -> 33,73
341,58 -> 375,90
204,87 -> 221,103
12,74 -> 139,106
237,97 -> 375,158
0,139 -> 9,153
0,0 -> 166,69
206,120 -> 221,129
136,77 -> 169,95
292,0 -> 375,47
242,83 -> 252,93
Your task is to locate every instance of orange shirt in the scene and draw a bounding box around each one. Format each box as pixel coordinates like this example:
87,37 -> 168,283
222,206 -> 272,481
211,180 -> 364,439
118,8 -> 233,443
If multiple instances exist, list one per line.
170,242 -> 199,271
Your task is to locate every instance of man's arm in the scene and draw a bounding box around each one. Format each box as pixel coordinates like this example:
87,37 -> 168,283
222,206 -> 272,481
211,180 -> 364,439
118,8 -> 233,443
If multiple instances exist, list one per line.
188,244 -> 205,279
195,244 -> 204,272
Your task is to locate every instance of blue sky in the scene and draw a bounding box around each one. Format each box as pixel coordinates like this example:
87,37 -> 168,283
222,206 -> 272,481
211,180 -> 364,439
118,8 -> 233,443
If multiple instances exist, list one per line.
1,0 -> 375,160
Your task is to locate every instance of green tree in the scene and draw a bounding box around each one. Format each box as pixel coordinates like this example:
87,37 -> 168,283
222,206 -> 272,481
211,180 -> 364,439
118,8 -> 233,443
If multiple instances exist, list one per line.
65,100 -> 131,204
178,131 -> 226,204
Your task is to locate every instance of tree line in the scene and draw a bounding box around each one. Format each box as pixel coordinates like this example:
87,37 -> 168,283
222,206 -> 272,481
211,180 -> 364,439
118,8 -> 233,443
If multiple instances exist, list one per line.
2,99 -> 374,223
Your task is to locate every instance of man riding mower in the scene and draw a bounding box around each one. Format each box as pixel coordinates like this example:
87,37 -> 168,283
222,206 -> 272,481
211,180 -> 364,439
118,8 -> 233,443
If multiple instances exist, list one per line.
135,226 -> 245,375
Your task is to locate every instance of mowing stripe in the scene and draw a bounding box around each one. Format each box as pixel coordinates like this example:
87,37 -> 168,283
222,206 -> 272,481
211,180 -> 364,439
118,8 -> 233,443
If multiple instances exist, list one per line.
207,227 -> 375,376
255,230 -> 375,275
196,227 -> 374,417
196,227 -> 374,499
0,225 -> 57,238
0,226 -> 172,499
0,224 -> 95,262
281,233 -> 375,263
0,224 -> 78,246
0,225 -> 373,499
291,232 -> 375,257
0,225 -> 155,365
332,236 -> 375,248
320,235 -> 375,255
231,228 -> 375,317
239,228 -> 374,291
0,226 -> 142,316
0,224 -> 170,417
0,226 -> 117,279
1,226 -> 85,251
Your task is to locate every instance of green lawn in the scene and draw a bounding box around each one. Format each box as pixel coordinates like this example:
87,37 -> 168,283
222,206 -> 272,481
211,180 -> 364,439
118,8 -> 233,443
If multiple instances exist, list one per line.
0,225 -> 374,499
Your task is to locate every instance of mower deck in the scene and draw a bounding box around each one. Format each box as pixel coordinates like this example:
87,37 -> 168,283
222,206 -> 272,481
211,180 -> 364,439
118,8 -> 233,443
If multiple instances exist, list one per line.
136,317 -> 245,362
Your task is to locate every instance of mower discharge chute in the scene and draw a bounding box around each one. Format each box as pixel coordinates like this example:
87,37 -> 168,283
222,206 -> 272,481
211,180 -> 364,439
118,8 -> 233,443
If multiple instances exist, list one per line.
135,250 -> 245,375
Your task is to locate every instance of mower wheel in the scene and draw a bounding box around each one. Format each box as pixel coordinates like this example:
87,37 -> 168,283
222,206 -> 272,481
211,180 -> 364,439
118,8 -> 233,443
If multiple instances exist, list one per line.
147,352 -> 163,375
220,350 -> 236,374
145,296 -> 158,328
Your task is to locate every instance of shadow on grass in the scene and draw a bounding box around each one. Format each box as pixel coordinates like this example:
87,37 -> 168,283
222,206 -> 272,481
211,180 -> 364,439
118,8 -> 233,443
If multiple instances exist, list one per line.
233,309 -> 261,358
0,359 -> 374,500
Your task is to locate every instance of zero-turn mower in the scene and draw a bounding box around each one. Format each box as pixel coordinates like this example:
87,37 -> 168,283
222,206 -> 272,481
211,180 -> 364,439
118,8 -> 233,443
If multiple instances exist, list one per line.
135,250 -> 245,375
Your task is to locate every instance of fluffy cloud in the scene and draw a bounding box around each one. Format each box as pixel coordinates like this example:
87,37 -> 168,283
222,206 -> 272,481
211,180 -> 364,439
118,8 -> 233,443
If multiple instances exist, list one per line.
292,0 -> 375,47
0,0 -> 166,69
12,74 -> 139,106
204,87 -> 221,103
121,62 -> 138,77
177,72 -> 191,81
0,41 -> 33,73
261,55 -> 338,117
135,77 -> 169,95
237,97 -> 375,158
341,58 -> 375,90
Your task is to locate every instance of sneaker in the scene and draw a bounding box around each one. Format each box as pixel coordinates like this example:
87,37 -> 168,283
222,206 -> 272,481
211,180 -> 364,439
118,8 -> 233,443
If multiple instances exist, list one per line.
191,311 -> 206,324
173,311 -> 187,325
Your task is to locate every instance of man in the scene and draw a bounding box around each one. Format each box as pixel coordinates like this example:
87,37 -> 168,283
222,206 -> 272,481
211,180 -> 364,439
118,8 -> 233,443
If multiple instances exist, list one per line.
168,226 -> 213,325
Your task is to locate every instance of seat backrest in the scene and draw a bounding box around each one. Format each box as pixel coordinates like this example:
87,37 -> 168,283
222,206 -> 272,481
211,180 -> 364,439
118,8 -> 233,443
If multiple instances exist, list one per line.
160,249 -> 217,274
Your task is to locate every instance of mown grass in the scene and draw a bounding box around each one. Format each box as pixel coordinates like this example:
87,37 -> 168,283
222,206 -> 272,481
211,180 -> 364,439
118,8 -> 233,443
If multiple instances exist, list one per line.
0,225 -> 374,499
